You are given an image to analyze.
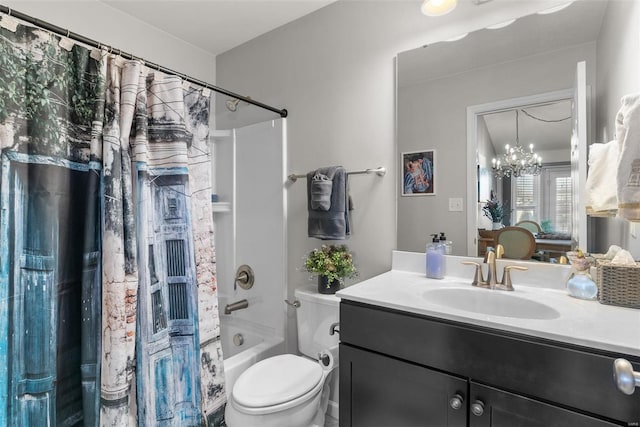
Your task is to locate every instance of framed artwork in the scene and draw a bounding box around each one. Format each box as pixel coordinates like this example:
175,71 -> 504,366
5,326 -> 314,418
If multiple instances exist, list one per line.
401,149 -> 435,196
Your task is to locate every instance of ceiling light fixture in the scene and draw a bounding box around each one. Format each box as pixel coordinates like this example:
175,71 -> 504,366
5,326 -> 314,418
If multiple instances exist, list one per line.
444,33 -> 468,42
536,2 -> 574,15
492,109 -> 542,178
486,19 -> 517,30
421,0 -> 458,17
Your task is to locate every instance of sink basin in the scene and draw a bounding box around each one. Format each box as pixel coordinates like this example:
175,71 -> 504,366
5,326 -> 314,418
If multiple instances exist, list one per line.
423,288 -> 561,320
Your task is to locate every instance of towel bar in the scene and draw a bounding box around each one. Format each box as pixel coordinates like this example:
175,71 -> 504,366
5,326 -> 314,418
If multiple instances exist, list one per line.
287,166 -> 386,183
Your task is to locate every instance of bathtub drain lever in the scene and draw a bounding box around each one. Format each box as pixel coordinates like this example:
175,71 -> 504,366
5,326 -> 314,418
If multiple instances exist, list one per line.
329,322 -> 340,335
284,299 -> 300,308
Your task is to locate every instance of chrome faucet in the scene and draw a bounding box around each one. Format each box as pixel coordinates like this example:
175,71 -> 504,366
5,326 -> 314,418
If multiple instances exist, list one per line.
463,245 -> 528,291
224,299 -> 249,315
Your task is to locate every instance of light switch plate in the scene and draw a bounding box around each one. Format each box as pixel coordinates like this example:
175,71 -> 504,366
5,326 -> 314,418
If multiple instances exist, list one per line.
449,197 -> 463,212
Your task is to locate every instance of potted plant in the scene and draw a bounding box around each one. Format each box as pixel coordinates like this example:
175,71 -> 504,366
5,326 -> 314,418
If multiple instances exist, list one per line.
482,196 -> 510,230
304,244 -> 357,294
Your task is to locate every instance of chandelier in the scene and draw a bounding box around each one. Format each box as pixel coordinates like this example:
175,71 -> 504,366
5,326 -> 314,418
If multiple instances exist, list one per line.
492,109 -> 542,178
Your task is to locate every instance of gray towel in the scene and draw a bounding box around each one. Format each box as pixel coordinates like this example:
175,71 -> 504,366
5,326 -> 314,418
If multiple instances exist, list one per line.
307,166 -> 351,240
310,171 -> 333,211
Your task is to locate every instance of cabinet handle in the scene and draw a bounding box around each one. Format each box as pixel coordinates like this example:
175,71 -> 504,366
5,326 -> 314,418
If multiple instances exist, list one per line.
613,358 -> 640,395
449,394 -> 464,410
471,400 -> 485,417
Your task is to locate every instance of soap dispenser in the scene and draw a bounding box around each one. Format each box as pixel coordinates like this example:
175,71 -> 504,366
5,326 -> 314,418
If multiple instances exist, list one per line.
439,232 -> 452,255
426,234 -> 445,279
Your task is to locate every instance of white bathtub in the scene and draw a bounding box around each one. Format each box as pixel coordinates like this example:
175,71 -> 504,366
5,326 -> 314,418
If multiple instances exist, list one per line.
220,317 -> 285,396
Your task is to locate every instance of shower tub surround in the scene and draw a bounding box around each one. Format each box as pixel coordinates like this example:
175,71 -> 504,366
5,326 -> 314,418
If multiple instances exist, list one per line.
211,119 -> 288,412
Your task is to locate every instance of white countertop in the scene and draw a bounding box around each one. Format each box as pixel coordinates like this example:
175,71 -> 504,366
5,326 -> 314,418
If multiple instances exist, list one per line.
337,251 -> 640,356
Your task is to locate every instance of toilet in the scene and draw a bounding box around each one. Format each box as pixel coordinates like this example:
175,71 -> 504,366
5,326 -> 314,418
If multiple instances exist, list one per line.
225,285 -> 340,427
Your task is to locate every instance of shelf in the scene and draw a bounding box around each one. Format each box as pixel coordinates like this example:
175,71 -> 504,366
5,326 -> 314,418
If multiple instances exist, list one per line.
209,130 -> 232,140
211,202 -> 231,213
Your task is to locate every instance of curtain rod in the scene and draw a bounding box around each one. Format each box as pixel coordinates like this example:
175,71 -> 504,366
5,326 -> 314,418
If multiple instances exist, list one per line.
0,5 -> 288,118
287,167 -> 386,183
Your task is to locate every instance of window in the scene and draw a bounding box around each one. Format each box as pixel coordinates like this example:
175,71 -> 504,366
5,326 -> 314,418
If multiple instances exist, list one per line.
544,167 -> 572,234
512,174 -> 540,224
511,165 -> 572,235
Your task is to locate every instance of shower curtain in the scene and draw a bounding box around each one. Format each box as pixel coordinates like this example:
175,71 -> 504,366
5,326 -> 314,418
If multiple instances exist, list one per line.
0,21 -> 226,426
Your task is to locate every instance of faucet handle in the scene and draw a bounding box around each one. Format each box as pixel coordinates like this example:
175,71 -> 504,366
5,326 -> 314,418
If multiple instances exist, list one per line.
462,261 -> 485,287
500,265 -> 528,291
495,244 -> 505,259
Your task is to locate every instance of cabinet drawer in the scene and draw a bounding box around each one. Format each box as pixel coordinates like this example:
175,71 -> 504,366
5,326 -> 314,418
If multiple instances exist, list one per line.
340,301 -> 640,424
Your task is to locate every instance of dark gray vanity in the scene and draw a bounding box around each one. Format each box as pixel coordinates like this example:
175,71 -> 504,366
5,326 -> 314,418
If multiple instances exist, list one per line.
339,300 -> 640,426
335,251 -> 640,426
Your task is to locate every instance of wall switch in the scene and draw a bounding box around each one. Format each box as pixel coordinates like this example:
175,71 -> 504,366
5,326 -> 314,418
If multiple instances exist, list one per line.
449,197 -> 463,212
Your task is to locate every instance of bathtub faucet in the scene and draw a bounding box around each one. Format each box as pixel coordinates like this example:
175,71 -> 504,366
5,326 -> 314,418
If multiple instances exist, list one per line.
224,299 -> 249,315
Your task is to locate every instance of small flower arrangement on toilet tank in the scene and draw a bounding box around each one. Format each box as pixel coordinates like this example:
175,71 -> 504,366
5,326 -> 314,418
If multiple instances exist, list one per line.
304,244 -> 357,294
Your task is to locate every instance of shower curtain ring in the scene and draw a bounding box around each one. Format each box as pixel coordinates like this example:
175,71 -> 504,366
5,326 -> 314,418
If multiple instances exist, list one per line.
66,29 -> 70,38
7,8 -> 11,16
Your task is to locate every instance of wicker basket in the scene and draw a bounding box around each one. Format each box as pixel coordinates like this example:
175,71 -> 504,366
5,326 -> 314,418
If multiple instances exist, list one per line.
595,259 -> 640,309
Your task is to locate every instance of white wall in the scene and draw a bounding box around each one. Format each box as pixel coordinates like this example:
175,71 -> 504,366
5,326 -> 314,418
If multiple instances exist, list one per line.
477,117 -> 496,230
397,43 -> 596,253
215,0 -> 571,351
593,0 -> 640,257
3,1 -> 216,83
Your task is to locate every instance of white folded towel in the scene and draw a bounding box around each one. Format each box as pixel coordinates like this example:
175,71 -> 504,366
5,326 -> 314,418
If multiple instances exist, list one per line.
585,140 -> 619,216
616,93 -> 640,221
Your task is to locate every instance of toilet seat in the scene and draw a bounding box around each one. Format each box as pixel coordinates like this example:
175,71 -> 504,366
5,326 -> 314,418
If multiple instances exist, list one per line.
231,354 -> 324,416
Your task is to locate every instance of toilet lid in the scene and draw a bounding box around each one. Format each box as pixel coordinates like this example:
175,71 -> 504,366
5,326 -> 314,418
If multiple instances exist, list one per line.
232,354 -> 323,408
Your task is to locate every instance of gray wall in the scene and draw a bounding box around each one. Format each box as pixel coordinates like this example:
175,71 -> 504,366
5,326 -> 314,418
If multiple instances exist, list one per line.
593,0 -> 640,257
215,0 -> 565,351
3,1 -> 216,83
397,43 -> 597,254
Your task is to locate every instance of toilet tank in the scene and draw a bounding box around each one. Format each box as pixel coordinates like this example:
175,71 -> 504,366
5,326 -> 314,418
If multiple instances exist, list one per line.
294,284 -> 340,358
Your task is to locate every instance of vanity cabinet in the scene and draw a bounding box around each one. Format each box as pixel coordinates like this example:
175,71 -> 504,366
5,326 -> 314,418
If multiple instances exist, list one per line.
339,301 -> 640,427
340,344 -> 467,427
468,382 -> 616,427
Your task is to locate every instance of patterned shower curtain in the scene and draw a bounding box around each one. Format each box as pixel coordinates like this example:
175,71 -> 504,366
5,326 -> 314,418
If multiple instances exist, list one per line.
0,20 -> 226,427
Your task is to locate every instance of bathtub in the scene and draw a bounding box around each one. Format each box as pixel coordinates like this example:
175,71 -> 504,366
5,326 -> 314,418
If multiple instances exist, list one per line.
220,316 -> 285,396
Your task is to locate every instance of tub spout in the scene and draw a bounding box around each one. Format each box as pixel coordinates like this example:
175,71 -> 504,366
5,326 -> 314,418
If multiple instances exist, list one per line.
224,299 -> 249,315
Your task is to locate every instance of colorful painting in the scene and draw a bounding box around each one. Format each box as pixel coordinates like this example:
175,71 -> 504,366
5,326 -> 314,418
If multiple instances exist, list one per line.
402,150 -> 436,196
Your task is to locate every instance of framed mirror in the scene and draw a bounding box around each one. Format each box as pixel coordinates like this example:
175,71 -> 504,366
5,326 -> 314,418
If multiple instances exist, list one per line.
397,0 -> 637,260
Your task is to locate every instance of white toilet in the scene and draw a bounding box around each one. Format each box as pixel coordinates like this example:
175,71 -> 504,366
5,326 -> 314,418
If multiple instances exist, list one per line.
225,285 -> 340,427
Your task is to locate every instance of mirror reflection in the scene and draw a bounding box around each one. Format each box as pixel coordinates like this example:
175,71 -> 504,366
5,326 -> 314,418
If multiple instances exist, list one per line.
396,0 -> 633,261
476,98 -> 573,261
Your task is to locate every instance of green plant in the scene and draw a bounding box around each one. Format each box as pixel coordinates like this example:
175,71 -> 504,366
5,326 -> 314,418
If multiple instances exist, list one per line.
0,26 -> 103,153
482,197 -> 511,223
304,244 -> 357,285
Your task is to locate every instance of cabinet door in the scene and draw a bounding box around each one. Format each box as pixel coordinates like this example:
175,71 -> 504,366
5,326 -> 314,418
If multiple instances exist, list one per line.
340,344 -> 467,427
469,382 -> 618,427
